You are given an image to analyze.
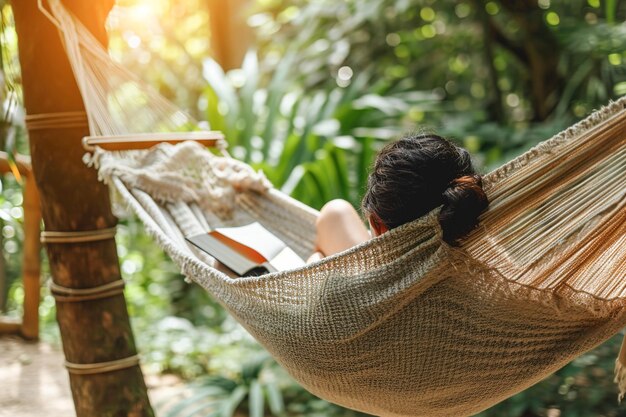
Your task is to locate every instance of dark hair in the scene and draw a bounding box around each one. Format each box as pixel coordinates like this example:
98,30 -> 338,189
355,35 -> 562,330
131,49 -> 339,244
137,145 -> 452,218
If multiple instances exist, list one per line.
361,133 -> 489,245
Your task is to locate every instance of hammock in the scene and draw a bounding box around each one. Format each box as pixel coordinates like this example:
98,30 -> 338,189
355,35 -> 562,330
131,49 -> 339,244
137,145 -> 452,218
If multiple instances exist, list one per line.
41,1 -> 626,416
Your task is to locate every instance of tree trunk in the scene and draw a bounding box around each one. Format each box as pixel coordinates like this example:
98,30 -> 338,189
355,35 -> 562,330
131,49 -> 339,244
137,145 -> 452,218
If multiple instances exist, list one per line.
208,0 -> 253,71
493,0 -> 563,121
473,0 -> 505,123
13,1 -> 154,416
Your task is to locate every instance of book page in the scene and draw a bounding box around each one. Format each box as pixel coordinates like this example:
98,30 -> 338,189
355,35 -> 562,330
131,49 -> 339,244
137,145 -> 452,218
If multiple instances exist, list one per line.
186,233 -> 261,276
212,222 -> 287,261
209,232 -> 267,264
270,247 -> 305,271
189,222 -> 305,275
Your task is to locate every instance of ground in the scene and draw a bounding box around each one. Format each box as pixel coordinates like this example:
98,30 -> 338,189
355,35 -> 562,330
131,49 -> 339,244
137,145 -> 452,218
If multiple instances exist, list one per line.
0,336 -> 183,417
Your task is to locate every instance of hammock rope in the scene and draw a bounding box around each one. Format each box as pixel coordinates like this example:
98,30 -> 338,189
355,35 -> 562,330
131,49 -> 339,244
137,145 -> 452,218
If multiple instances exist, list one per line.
40,1 -> 626,416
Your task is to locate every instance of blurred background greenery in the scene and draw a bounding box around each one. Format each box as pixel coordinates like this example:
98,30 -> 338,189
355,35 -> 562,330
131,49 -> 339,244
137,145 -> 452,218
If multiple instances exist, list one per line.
1,0 -> 626,416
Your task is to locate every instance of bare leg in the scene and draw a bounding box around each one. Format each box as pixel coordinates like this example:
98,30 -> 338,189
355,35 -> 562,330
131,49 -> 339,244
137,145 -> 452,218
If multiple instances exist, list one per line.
310,199 -> 370,260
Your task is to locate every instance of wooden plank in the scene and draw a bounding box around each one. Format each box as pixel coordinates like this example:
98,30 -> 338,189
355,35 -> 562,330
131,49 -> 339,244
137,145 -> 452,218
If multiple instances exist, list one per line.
83,131 -> 225,151
0,318 -> 21,335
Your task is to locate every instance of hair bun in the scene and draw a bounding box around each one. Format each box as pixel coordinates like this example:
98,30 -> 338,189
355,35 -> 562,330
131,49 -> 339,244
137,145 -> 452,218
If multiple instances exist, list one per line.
439,174 -> 489,245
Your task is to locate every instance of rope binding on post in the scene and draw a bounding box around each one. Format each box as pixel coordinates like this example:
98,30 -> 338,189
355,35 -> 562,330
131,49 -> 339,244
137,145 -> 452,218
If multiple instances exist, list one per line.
64,354 -> 140,375
25,111 -> 89,131
49,279 -> 125,303
40,226 -> 117,244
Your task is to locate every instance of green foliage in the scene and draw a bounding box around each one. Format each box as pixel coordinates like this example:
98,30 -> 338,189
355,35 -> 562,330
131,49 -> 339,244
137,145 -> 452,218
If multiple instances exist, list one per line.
0,176 -> 24,311
202,50 -> 440,208
251,0 -> 626,166
0,3 -> 35,316
157,351 -> 368,417
108,0 -> 213,120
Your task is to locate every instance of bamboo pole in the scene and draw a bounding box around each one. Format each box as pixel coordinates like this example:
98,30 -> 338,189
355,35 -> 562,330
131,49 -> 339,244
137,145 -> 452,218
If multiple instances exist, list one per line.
12,1 -> 154,416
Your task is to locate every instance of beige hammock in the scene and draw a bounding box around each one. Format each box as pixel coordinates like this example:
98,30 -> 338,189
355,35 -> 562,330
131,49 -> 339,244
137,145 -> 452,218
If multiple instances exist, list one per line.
42,1 -> 626,416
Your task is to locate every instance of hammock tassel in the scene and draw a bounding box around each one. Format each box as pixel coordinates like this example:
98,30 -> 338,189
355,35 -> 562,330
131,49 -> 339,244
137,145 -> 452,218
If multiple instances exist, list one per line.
614,333 -> 626,403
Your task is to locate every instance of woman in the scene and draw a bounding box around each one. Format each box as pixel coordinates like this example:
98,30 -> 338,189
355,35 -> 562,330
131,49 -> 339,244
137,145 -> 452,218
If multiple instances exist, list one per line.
308,133 -> 489,262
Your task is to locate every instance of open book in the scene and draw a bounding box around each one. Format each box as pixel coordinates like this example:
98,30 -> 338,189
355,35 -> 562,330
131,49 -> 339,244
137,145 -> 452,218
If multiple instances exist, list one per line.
185,222 -> 305,276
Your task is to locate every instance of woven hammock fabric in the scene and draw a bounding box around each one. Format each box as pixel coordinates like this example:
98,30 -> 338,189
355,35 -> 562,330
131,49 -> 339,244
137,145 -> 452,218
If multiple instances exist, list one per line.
43,1 -> 626,415
86,97 -> 626,416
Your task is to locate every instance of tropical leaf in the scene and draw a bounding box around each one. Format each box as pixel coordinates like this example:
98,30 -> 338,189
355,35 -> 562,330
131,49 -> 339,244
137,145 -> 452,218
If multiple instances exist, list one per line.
248,380 -> 265,417
265,382 -> 286,416
161,387 -> 226,417
241,352 -> 271,383
220,386 -> 248,417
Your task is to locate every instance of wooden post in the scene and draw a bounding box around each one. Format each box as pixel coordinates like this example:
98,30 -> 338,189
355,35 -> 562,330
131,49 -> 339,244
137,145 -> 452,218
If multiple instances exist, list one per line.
0,152 -> 41,340
21,169 -> 41,339
12,1 -> 154,416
